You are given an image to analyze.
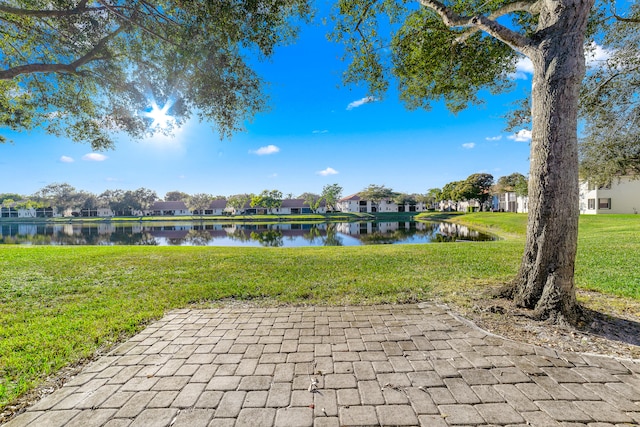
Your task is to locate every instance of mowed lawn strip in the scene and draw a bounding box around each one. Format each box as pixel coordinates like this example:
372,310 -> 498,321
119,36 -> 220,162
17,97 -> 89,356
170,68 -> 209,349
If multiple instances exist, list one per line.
450,213 -> 640,300
1,213 -> 639,408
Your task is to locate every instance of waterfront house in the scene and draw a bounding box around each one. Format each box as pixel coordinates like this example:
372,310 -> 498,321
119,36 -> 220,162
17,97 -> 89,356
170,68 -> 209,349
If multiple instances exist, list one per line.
148,201 -> 190,216
1,203 -> 56,218
579,176 -> 640,214
491,192 -> 529,213
337,194 -> 427,214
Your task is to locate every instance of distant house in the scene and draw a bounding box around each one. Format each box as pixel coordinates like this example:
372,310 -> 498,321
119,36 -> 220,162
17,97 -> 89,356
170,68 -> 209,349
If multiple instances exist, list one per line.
336,194 -> 363,213
337,194 -> 391,213
0,205 -> 18,218
240,199 -> 327,215
491,192 -> 528,213
458,199 -> 483,212
148,201 -> 190,216
336,194 -> 427,214
244,203 -> 266,215
191,199 -> 228,216
579,176 -> 640,214
490,175 -> 640,215
279,198 -> 326,214
1,203 -> 56,218
209,199 -> 228,215
224,200 -> 251,216
81,208 -> 113,217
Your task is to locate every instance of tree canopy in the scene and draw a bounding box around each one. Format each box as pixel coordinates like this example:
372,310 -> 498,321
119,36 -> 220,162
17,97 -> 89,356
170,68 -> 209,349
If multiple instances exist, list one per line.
300,192 -> 323,212
456,173 -> 493,206
188,193 -> 214,215
34,182 -> 85,213
164,191 -> 190,202
579,3 -> 640,185
358,184 -> 396,203
0,193 -> 23,204
331,0 -> 523,114
494,172 -> 528,196
227,194 -> 252,213
0,0 -> 310,148
321,183 -> 342,211
97,187 -> 157,214
393,192 -> 416,206
250,189 -> 283,213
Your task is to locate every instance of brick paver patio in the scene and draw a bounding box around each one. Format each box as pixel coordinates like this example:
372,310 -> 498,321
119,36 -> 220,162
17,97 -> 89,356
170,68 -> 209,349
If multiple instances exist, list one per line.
4,303 -> 640,426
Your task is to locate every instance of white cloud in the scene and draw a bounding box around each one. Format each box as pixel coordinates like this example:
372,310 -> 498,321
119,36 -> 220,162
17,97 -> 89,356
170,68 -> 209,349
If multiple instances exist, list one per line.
508,129 -> 532,142
346,96 -> 378,110
510,43 -> 611,80
516,57 -> 534,74
317,167 -> 339,176
485,135 -> 502,141
462,142 -> 476,149
82,153 -> 108,161
250,145 -> 280,155
586,42 -> 612,68
312,130 -> 329,134
59,156 -> 74,163
268,173 -> 278,178
510,56 -> 534,80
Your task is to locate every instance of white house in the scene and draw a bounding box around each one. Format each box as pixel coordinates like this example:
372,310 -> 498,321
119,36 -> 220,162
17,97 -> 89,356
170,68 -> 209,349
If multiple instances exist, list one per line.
80,207 -> 114,217
190,198 -> 329,216
1,204 -> 57,218
492,192 -> 529,213
337,194 -> 427,213
190,199 -> 228,216
209,199 -> 228,215
148,201 -> 191,216
437,199 -> 483,212
491,175 -> 640,215
336,194 -> 364,212
579,176 -> 640,214
275,198 -> 327,214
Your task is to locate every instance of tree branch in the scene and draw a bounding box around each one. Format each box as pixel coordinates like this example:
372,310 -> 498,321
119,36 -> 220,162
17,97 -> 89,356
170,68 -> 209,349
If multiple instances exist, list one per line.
0,2 -> 109,17
353,0 -> 378,36
95,0 -> 179,46
612,14 -> 640,23
418,0 -> 533,52
0,27 -> 123,80
455,0 -> 540,43
610,2 -> 640,23
139,0 -> 181,26
589,64 -> 640,99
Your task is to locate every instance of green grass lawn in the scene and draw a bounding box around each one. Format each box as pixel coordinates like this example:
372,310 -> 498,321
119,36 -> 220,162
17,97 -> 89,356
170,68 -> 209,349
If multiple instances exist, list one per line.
452,213 -> 640,300
1,213 -> 639,408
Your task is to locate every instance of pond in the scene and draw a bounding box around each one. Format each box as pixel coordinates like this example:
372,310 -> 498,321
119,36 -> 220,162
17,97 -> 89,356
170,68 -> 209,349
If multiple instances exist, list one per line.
0,221 -> 497,247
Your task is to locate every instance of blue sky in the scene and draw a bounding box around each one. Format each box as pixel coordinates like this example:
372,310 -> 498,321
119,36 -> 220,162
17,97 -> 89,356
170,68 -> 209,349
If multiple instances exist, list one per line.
1,6 -> 538,199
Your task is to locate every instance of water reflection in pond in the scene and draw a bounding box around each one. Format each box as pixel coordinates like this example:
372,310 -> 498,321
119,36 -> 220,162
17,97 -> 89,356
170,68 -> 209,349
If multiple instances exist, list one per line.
0,221 -> 496,247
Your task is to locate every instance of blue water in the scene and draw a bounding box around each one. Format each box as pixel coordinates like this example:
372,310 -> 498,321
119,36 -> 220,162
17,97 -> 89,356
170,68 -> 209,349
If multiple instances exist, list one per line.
0,221 -> 496,247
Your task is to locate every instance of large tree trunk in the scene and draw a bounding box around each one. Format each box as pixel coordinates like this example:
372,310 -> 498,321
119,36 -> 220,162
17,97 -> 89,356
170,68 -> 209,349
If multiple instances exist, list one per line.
506,0 -> 594,324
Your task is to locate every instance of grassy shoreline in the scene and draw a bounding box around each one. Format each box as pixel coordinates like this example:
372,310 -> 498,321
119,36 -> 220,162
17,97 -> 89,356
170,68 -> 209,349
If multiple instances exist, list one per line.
1,213 -> 639,408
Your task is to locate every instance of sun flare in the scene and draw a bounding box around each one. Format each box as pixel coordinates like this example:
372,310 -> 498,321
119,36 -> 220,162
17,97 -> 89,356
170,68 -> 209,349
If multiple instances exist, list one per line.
145,101 -> 175,129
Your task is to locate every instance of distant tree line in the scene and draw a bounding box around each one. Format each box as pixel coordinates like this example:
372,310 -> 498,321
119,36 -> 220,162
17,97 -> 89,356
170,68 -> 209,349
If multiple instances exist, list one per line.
0,183 -> 343,216
426,172 -> 528,211
1,174 -> 527,216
